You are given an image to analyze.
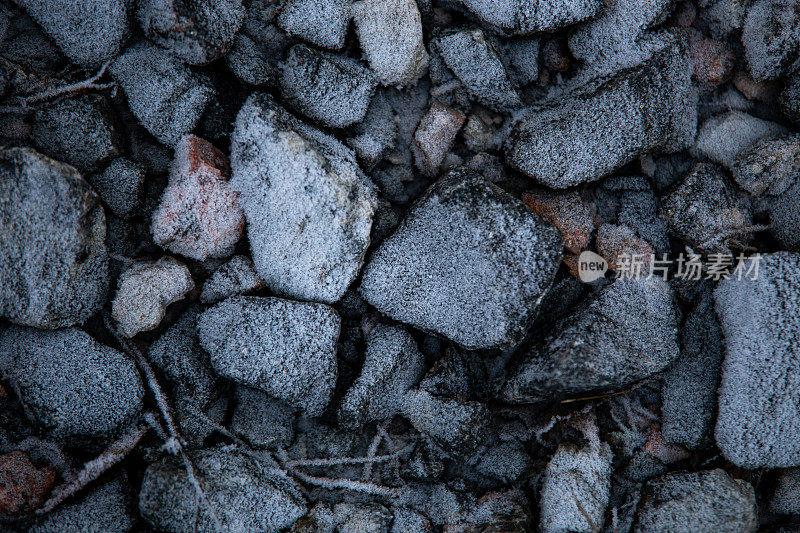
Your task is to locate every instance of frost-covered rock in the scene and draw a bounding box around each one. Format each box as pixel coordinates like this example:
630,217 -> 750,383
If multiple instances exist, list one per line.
501,278 -> 679,402
198,296 -> 340,417
279,44 -> 378,129
13,0 -> 128,65
200,255 -> 265,303
448,0 -> 602,35
110,43 -> 215,148
433,29 -> 522,111
152,135 -> 244,261
741,0 -> 800,81
231,93 -> 377,304
412,101 -> 465,176
0,326 -> 143,442
139,447 -> 307,532
714,252 -> 800,468
695,111 -> 788,169
522,189 -> 594,254
111,256 -> 194,338
781,72 -> 800,124
633,469 -> 757,532
137,0 -> 245,65
89,158 -> 146,219
391,507 -> 432,533
226,3 -> 291,86
277,0 -> 351,50
231,386 -> 296,448
506,41 -> 696,188
731,134 -> 800,196
351,0 -> 428,87
360,169 -> 563,350
347,90 -> 399,168
770,468 -> 800,514
339,323 -> 426,429
503,38 -> 540,86
0,148 -> 108,329
769,176 -> 800,250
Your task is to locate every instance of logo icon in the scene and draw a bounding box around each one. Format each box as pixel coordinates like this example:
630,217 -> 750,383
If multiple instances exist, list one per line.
577,250 -> 608,283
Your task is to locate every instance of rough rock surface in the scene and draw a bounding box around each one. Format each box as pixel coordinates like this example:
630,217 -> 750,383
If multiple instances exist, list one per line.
741,0 -> 800,81
731,134 -> 800,196
448,0 -> 603,35
231,93 -> 377,304
0,147 -> 108,329
360,169 -> 563,350
770,468 -> 800,514
695,111 -> 788,169
769,176 -> 800,250
89,158 -> 146,219
200,255 -> 265,303
277,0 -> 352,50
231,386 -> 296,448
412,101 -> 465,177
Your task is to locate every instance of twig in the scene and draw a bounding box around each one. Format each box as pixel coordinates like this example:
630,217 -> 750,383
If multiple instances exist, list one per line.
287,447 -> 412,469
20,61 -> 114,106
286,469 -> 400,498
361,424 -> 386,481
38,423 -> 149,513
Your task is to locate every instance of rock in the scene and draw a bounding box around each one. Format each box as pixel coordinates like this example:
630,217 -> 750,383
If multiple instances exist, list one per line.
198,296 -> 340,417
448,0 -> 602,35
360,170 -> 563,350
391,507 -> 432,533
32,94 -> 122,173
0,326 -> 143,441
230,93 -> 377,304
769,176 -> 800,249
277,0 -> 351,50
540,420 -> 612,533
139,447 -> 307,532
595,223 -> 654,272
698,0 -> 749,39
231,386 -> 297,448
684,28 -> 736,87
0,451 -> 56,516
730,134 -> 800,196
334,503 -> 392,532
412,101 -> 465,177
28,476 -> 135,533
781,72 -> 800,124
111,256 -> 194,338
401,389 -> 492,458
501,278 -> 679,402
151,135 -> 245,261
338,323 -> 426,429
351,0 -> 428,87
633,469 -> 757,532
137,0 -> 245,65
0,147 -> 108,329
714,252 -> 800,468
225,3 -> 290,87
506,41 -> 696,188
741,0 -> 800,81
770,468 -> 800,514
89,158 -> 146,219
660,163 -> 751,256
473,441 -> 533,483
279,44 -> 378,129
347,90 -> 399,168
503,38 -> 540,86
661,283 -> 724,449
13,0 -> 128,65
433,29 -> 522,111
200,255 -> 265,303
522,189 -> 594,254
110,43 -> 216,148
695,111 -> 788,169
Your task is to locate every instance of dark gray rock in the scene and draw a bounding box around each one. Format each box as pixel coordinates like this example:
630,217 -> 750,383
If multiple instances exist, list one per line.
0,147 -> 109,328
0,326 -> 143,442
633,470 -> 757,532
731,134 -> 800,196
359,169 -> 563,350
769,176 -> 800,250
137,0 -> 245,65
502,38 -> 539,86
447,0 -> 602,36
198,296 -> 340,417
346,90 -> 399,168
225,1 -> 290,87
695,111 -> 788,170
781,72 -> 800,125
715,252 -> 800,468
741,0 -> 800,81
770,468 -> 800,515
139,447 -> 307,532
200,255 -> 265,304
277,0 -> 351,50
89,158 -> 146,219
501,278 -> 679,402
231,386 -> 297,448
230,93 -> 377,304
279,44 -> 378,129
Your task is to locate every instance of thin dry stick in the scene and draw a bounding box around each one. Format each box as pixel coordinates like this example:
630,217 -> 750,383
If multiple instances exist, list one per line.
39,423 -> 149,513
287,469 -> 400,498
20,61 -> 114,106
361,424 -> 386,481
287,447 -> 412,469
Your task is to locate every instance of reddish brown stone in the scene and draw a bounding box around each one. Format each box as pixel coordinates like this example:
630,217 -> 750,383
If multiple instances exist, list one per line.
684,28 -> 735,87
522,189 -> 594,254
0,451 -> 56,515
595,223 -> 653,272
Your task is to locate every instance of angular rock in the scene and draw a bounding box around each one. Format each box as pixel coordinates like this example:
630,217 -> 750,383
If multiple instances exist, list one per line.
226,3 -> 291,87
448,0 -> 602,36
231,93 -> 377,304
715,252 -> 800,468
433,29 -> 522,111
110,43 -> 215,148
0,326 -> 144,441
731,134 -> 800,196
770,468 -> 800,514
200,255 -> 265,303
152,135 -> 245,261
0,147 -> 108,329
473,441 -> 533,483
390,507 -> 432,533
503,38 -> 540,86
351,0 -> 428,87
781,72 -> 800,124
501,278 -> 679,402
769,176 -> 800,249
198,296 -> 340,417
360,170 -> 563,350
338,323 -> 426,429
595,223 -> 654,272
111,256 -> 194,338
139,447 -> 307,532
506,41 -> 696,188
695,111 -> 788,169
277,0 -> 351,50
231,386 -> 296,448
522,189 -> 594,254
279,44 -> 378,129
89,158 -> 146,219
633,469 -> 757,532
13,0 -> 128,65
741,0 -> 800,81
412,101 -> 465,177
137,0 -> 245,65
347,90 -> 399,168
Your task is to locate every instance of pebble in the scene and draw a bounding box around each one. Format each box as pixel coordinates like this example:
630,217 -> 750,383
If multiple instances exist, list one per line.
89,158 -> 146,219
412,100 -> 465,176
277,0 -> 352,50
200,255 -> 265,304
731,134 -> 800,196
522,189 -> 594,254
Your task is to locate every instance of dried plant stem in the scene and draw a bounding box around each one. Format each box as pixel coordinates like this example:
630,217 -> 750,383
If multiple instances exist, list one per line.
20,61 -> 114,106
287,469 -> 400,498
286,447 -> 412,469
361,424 -> 386,481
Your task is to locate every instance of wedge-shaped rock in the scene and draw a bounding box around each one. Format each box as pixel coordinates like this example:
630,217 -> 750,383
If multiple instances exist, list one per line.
448,0 -> 603,36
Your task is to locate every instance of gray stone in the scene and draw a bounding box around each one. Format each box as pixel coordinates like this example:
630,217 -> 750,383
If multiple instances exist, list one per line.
448,0 -> 602,36
0,147 -> 109,329
0,326 -> 143,442
277,0 -> 351,50
89,158 -> 146,219
230,93 -> 377,304
360,170 -> 563,350
741,0 -> 800,81
715,253 -> 800,468
769,176 -> 800,250
695,111 -> 788,170
781,72 -> 800,125
731,134 -> 800,196
200,255 -> 265,304
770,468 -> 800,514
198,296 -> 340,417
231,386 -> 296,448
